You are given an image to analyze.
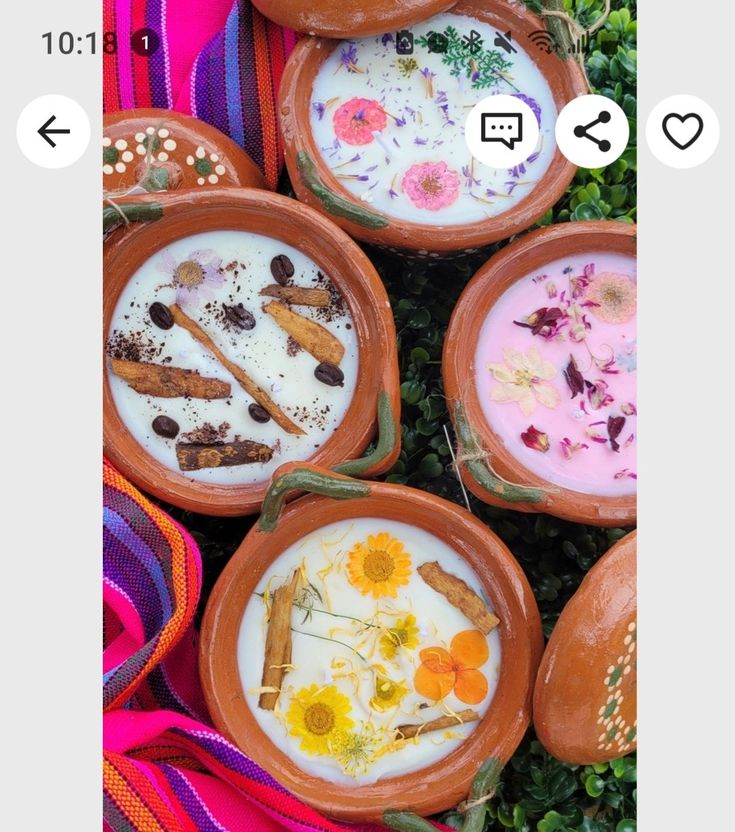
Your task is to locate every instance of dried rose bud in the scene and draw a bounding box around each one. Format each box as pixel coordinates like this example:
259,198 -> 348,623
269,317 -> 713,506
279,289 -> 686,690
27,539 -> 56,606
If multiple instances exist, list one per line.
546,282 -> 557,299
586,379 -> 614,410
621,402 -> 637,416
521,425 -> 550,453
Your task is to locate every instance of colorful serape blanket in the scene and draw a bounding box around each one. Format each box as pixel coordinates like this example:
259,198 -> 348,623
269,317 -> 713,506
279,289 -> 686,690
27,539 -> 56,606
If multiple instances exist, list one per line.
103,0 -> 299,188
104,459 -> 442,831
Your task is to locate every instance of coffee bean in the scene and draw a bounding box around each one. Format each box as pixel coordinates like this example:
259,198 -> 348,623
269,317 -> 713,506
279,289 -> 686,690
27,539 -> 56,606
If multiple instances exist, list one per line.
223,303 -> 256,331
270,254 -> 295,285
314,362 -> 344,387
149,302 -> 174,330
248,403 -> 271,423
152,415 -> 180,438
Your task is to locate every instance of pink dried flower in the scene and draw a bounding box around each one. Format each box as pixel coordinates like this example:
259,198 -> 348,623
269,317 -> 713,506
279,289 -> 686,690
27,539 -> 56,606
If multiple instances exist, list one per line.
560,437 -> 589,459
586,272 -> 637,324
546,282 -> 558,299
521,425 -> 550,453
157,248 -> 224,309
607,415 -> 627,452
621,402 -> 637,416
614,468 -> 637,480
585,379 -> 614,410
586,421 -> 608,444
333,98 -> 387,146
402,161 -> 460,211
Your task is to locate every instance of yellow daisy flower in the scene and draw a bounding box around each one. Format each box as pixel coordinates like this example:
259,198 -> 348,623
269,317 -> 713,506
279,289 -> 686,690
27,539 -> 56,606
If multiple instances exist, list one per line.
329,725 -> 382,777
286,684 -> 354,755
370,674 -> 409,712
380,614 -> 420,660
346,532 -> 412,598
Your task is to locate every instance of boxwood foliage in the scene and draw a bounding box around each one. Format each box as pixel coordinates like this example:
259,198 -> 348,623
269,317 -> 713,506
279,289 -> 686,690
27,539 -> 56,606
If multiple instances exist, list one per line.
164,2 -> 637,829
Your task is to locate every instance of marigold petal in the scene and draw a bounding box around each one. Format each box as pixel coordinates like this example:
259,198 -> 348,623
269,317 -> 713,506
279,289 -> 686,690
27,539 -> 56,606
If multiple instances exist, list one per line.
450,630 -> 489,669
454,668 -> 488,704
419,646 -> 453,674
414,665 -> 455,700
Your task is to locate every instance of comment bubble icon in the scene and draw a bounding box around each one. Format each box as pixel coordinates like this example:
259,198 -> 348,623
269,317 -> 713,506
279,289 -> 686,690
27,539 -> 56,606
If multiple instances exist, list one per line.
465,94 -> 540,168
481,113 -> 523,149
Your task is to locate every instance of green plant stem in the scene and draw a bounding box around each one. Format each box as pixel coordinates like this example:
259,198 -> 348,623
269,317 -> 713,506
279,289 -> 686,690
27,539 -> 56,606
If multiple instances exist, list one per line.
290,628 -> 367,664
256,594 -> 379,630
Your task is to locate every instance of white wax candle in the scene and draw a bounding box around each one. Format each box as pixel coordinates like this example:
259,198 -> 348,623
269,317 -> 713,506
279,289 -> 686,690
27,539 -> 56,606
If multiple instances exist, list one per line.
239,518 -> 502,784
107,230 -> 359,485
310,12 -> 557,226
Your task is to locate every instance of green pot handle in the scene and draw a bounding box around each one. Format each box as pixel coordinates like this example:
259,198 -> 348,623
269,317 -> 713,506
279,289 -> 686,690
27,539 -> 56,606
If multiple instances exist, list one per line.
103,200 -> 164,234
384,757 -> 503,832
259,463 -> 370,532
453,402 -> 545,505
333,390 -> 398,478
259,389 -> 399,531
296,150 -> 390,230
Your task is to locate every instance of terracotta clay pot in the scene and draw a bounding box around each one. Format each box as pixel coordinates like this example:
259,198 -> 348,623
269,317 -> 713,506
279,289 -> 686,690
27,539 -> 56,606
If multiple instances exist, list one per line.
533,531 -> 637,764
279,1 -> 586,256
252,0 -> 457,38
103,189 -> 401,516
443,221 -> 637,526
200,462 -> 543,822
103,108 -> 266,194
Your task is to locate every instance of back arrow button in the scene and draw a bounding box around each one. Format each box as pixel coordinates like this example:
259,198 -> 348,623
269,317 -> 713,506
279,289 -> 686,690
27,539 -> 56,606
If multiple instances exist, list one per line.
38,115 -> 71,148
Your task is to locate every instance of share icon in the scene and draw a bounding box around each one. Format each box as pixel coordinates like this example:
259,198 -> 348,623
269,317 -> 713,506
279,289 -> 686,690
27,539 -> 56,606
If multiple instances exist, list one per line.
573,109 -> 612,152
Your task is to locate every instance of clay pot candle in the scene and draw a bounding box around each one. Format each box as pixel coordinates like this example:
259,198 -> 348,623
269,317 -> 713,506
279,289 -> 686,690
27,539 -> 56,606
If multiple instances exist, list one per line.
279,2 -> 586,256
533,531 -> 637,764
252,0 -> 458,39
201,463 -> 543,822
103,189 -> 400,516
444,221 -> 637,526
103,108 -> 266,194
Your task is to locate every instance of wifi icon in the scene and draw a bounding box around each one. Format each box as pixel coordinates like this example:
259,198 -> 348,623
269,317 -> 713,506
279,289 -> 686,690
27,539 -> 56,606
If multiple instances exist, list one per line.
528,29 -> 557,55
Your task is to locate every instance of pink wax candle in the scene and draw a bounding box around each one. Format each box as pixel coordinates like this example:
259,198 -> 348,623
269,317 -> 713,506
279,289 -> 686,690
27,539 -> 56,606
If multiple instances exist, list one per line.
474,252 -> 637,497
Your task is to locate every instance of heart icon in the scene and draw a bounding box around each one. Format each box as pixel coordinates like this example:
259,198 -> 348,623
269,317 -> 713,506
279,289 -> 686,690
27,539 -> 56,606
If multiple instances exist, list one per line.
662,112 -> 704,150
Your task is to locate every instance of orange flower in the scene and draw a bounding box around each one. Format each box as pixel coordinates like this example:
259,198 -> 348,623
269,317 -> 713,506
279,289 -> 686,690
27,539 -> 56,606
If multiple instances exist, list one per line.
414,630 -> 489,705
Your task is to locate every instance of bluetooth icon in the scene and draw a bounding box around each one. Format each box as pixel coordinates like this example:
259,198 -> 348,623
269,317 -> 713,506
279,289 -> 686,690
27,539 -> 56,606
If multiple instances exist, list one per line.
462,29 -> 484,55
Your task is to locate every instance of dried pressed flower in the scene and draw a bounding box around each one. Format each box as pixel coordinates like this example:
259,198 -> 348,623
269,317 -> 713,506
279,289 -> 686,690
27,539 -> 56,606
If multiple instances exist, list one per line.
586,379 -> 614,410
563,355 -> 585,398
521,425 -> 550,453
560,437 -> 589,459
513,306 -> 566,339
607,415 -> 627,452
586,272 -> 637,324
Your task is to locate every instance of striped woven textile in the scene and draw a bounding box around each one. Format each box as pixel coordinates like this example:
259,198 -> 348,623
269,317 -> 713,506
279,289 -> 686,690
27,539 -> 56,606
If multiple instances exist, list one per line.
104,459 -> 437,831
103,0 -> 299,188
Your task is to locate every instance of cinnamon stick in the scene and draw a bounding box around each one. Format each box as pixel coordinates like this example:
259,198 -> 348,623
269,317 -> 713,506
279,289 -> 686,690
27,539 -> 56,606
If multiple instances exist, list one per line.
260,285 -> 331,307
259,571 -> 301,710
417,562 -> 500,635
169,304 -> 305,436
176,440 -> 273,471
263,301 -> 345,366
395,709 -> 480,740
110,357 -> 231,399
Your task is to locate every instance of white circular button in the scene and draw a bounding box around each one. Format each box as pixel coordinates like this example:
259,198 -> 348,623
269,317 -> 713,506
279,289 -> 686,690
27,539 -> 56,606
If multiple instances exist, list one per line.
16,94 -> 90,169
555,94 -> 629,168
645,94 -> 720,169
464,94 -> 541,169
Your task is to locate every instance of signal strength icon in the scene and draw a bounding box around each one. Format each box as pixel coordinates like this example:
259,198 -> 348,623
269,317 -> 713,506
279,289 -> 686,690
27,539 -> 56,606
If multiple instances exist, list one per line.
527,29 -> 557,55
568,32 -> 590,54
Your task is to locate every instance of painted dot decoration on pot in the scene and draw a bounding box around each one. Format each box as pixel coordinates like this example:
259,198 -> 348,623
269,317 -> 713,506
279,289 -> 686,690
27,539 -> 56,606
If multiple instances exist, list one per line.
596,621 -> 637,754
185,146 -> 228,186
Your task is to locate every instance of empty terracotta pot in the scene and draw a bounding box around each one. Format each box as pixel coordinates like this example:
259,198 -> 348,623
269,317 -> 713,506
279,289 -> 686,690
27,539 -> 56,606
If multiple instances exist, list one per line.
443,221 -> 637,526
252,0 -> 458,38
103,189 -> 400,516
533,531 -> 637,764
103,108 -> 266,194
279,1 -> 586,256
200,462 -> 543,821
